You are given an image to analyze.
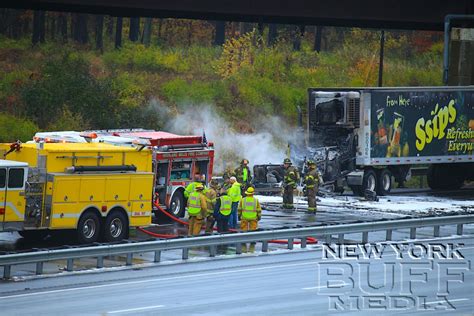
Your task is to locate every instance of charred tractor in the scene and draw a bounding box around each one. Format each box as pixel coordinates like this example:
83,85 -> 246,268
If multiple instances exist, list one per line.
297,87 -> 474,196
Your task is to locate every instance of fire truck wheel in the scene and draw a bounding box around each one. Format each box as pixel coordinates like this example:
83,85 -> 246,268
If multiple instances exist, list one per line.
103,211 -> 128,242
376,169 -> 392,196
170,191 -> 185,217
77,211 -> 101,244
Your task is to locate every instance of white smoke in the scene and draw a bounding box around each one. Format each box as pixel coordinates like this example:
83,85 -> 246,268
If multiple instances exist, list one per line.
162,104 -> 299,173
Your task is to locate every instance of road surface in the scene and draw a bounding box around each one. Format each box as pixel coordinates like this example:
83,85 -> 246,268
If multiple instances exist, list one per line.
1,235 -> 473,315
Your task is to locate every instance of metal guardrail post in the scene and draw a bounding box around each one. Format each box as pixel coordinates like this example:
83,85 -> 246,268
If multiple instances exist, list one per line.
126,253 -> 133,266
338,234 -> 344,243
434,226 -> 440,237
97,256 -> 104,269
410,228 -> 416,239
362,232 -> 369,244
236,243 -> 242,255
262,241 -> 269,252
300,238 -> 307,249
182,248 -> 189,260
386,229 -> 392,241
66,259 -> 74,272
209,246 -> 216,257
3,265 -> 11,279
154,251 -> 161,262
457,224 -> 463,235
36,262 -> 43,275
288,238 -> 294,250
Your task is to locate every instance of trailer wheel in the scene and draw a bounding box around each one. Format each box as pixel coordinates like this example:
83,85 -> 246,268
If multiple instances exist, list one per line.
362,169 -> 377,193
376,169 -> 392,196
170,191 -> 185,217
103,210 -> 128,242
77,211 -> 100,244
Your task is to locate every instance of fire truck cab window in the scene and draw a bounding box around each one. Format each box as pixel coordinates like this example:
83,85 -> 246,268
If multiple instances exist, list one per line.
0,168 -> 6,188
8,168 -> 24,189
170,161 -> 191,180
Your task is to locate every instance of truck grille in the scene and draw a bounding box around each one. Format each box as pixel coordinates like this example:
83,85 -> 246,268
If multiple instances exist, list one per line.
347,98 -> 360,128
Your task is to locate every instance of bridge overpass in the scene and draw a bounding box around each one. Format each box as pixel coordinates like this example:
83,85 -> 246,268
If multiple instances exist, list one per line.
4,0 -> 474,30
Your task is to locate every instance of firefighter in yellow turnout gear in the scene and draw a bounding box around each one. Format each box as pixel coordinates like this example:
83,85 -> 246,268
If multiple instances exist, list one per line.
238,187 -> 262,252
304,160 -> 320,213
282,158 -> 299,209
187,183 -> 207,236
204,179 -> 219,233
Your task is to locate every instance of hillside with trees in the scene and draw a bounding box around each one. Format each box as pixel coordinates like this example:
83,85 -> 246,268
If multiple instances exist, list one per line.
0,9 -> 444,142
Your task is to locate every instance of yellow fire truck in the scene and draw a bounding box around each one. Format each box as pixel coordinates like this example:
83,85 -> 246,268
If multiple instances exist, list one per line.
0,142 -> 154,243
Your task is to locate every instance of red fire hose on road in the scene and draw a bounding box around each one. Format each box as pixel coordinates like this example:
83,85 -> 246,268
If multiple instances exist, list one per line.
137,198 -> 318,245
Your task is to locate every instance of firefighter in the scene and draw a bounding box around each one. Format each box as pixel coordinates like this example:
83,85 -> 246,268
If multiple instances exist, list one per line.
238,186 -> 262,252
282,158 -> 299,209
214,189 -> 232,233
227,176 -> 241,229
204,179 -> 219,233
184,173 -> 204,199
187,183 -> 207,236
234,159 -> 252,194
304,160 -> 320,213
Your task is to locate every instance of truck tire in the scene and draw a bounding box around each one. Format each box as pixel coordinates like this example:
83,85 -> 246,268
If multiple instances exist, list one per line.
77,211 -> 100,244
169,191 -> 185,217
103,211 -> 128,242
428,165 -> 464,190
362,169 -> 377,193
376,169 -> 392,196
18,230 -> 49,241
427,165 -> 441,190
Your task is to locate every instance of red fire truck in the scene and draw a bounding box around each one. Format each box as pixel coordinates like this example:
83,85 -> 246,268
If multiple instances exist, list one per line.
32,129 -> 215,217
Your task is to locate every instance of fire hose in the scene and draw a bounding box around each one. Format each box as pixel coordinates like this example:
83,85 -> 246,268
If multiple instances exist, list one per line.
137,197 -> 317,245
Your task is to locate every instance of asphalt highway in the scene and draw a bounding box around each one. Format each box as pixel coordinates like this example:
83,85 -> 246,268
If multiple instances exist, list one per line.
1,235 -> 473,315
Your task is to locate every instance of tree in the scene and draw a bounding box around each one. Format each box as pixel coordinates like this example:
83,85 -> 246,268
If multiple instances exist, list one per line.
268,24 -> 278,46
142,17 -> 152,47
39,11 -> 45,43
59,13 -> 67,42
129,17 -> 140,42
313,26 -> 323,52
32,10 -> 40,45
214,21 -> 225,46
76,14 -> 88,44
293,25 -> 305,51
95,15 -> 104,51
106,16 -> 114,38
115,17 -> 122,49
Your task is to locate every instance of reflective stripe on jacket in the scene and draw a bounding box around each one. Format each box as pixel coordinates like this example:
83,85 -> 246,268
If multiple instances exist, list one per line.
187,192 -> 202,216
219,195 -> 232,216
241,196 -> 257,220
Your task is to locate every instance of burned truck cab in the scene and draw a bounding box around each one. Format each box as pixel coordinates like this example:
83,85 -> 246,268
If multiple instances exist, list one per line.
306,90 -> 361,192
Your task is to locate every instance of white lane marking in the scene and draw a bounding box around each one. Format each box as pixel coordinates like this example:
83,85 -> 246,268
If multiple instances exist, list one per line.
424,298 -> 469,305
302,282 -> 348,290
108,305 -> 164,314
0,261 -> 317,300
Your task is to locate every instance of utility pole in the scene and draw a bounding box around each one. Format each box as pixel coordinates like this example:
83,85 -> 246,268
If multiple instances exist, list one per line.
378,30 -> 385,87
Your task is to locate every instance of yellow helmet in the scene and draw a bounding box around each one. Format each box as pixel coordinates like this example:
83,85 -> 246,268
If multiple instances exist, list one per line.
245,187 -> 255,195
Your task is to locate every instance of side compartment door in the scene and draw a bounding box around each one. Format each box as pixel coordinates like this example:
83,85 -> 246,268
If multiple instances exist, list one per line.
0,168 -> 6,231
4,168 -> 26,229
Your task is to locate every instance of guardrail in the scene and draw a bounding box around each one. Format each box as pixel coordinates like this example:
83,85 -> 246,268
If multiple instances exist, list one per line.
1,214 -> 473,279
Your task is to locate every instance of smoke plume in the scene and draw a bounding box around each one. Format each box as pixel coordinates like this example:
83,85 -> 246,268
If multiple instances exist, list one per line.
151,101 -> 299,173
